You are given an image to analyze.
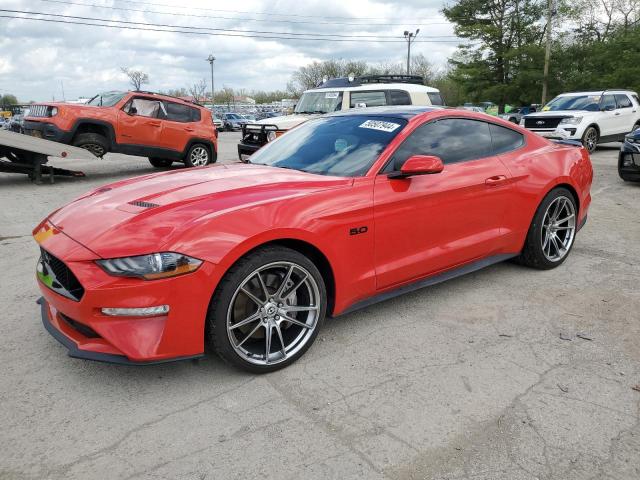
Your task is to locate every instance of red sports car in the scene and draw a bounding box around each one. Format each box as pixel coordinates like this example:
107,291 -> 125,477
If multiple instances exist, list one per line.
34,107 -> 593,372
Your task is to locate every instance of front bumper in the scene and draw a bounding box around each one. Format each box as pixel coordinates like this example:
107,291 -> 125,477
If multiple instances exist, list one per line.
35,226 -> 216,364
618,142 -> 640,181
525,126 -> 579,141
23,120 -> 72,144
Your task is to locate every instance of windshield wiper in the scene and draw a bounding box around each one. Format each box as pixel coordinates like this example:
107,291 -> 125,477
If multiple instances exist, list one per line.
296,110 -> 326,114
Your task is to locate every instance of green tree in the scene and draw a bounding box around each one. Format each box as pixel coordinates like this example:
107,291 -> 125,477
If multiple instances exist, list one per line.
0,94 -> 19,106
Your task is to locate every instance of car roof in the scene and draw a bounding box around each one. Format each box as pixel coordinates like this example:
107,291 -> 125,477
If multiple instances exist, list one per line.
305,83 -> 440,94
326,105 -> 443,119
556,90 -> 637,96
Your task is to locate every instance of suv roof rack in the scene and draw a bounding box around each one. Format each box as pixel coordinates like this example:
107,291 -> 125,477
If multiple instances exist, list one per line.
316,75 -> 424,89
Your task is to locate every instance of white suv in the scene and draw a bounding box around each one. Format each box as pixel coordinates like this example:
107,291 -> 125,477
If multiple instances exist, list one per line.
520,90 -> 640,152
238,75 -> 443,160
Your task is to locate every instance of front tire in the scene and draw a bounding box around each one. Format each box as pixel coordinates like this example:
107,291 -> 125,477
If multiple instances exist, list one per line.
184,144 -> 212,167
207,246 -> 327,373
581,126 -> 599,153
72,132 -> 108,158
518,188 -> 578,270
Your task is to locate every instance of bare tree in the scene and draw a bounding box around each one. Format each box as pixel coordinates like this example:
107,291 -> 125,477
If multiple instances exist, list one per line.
120,67 -> 149,90
188,79 -> 208,103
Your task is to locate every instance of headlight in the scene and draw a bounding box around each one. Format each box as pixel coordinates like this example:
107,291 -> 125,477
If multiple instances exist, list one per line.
625,135 -> 638,144
267,131 -> 277,142
519,118 -> 525,126
559,116 -> 583,125
50,107 -> 58,116
97,252 -> 202,280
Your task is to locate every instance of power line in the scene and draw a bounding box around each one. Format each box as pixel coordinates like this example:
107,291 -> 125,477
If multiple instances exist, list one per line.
37,0 -> 454,27
18,6 -> 458,39
0,13 -> 467,43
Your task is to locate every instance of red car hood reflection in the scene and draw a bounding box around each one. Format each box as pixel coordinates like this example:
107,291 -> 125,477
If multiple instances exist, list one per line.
48,164 -> 352,258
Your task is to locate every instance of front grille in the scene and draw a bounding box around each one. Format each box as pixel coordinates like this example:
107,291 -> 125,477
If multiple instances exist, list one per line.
524,117 -> 564,129
40,248 -> 85,301
60,314 -> 100,338
28,105 -> 51,118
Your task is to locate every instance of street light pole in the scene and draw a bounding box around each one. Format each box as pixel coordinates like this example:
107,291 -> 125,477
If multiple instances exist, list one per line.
403,29 -> 420,75
206,54 -> 216,110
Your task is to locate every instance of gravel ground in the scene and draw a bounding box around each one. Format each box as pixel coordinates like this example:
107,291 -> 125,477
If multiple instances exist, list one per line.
0,134 -> 639,480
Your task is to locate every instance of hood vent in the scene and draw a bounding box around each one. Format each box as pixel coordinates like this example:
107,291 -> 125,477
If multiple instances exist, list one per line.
128,200 -> 160,209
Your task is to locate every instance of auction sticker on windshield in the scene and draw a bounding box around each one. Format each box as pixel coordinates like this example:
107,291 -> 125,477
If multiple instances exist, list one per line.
359,120 -> 401,132
325,92 -> 339,99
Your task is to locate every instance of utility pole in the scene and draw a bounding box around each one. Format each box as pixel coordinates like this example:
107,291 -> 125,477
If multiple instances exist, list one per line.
206,54 -> 216,110
60,80 -> 65,101
403,29 -> 420,75
541,0 -> 555,105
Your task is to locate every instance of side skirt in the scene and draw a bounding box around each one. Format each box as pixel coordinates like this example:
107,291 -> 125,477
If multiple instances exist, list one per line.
337,253 -> 517,316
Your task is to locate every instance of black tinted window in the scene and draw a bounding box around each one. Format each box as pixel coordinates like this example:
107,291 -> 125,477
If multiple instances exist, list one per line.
387,118 -> 492,170
428,92 -> 444,106
615,94 -> 632,108
389,90 -> 411,105
489,123 -> 524,154
350,91 -> 387,108
164,102 -> 194,122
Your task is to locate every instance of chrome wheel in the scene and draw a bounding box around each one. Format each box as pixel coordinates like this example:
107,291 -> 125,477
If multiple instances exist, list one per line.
189,146 -> 209,166
583,127 -> 598,153
226,261 -> 321,366
541,196 -> 576,262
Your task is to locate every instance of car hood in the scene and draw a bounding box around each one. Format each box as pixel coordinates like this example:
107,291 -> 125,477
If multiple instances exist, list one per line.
256,113 -> 320,130
524,110 -> 586,118
47,164 -> 352,258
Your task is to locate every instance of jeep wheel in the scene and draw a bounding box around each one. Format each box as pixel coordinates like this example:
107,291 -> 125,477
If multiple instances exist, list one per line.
72,133 -> 108,158
581,126 -> 598,153
149,158 -> 173,168
184,144 -> 212,167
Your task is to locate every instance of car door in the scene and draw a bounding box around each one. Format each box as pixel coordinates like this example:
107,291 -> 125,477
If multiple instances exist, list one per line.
158,101 -> 199,152
614,94 -> 637,133
598,94 -> 618,137
373,118 -> 513,290
116,97 -> 164,148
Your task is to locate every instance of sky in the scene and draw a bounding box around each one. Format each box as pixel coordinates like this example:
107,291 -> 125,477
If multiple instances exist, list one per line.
0,0 -> 460,102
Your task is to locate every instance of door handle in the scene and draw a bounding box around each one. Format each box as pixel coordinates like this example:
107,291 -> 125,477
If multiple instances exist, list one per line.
485,175 -> 507,186
184,127 -> 194,132
614,112 -> 621,116
149,121 -> 161,127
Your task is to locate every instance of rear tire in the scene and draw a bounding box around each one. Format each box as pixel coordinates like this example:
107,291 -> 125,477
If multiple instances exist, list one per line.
207,246 -> 327,373
149,157 -> 173,168
72,133 -> 108,158
184,143 -> 212,167
518,187 -> 578,270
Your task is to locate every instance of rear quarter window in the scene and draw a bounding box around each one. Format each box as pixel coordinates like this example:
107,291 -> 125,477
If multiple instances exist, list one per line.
428,92 -> 444,106
389,90 -> 412,105
489,123 -> 525,155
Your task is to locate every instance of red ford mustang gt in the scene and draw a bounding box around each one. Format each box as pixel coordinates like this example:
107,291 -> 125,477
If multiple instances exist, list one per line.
34,107 -> 593,372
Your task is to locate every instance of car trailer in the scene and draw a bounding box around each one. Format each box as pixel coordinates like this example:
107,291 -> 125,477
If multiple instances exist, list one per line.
0,130 -> 94,184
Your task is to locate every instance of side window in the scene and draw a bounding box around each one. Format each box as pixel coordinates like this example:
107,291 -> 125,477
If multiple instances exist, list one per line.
601,94 -> 616,110
164,101 -> 193,122
190,107 -> 201,122
633,94 -> 640,106
125,98 -> 162,118
428,92 -> 444,106
350,91 -> 387,108
389,90 -> 412,106
385,118 -> 492,171
489,123 -> 524,155
615,94 -> 632,109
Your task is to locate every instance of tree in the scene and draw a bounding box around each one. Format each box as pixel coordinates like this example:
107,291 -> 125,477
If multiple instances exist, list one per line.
120,67 -> 149,90
0,94 -> 18,106
288,59 -> 369,94
188,79 -> 208,103
442,0 -> 547,111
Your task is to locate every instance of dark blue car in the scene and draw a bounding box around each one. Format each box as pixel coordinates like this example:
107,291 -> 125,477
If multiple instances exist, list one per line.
619,127 -> 640,181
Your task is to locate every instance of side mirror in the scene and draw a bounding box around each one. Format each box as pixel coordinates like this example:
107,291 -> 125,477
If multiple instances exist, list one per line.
127,106 -> 137,115
389,155 -> 444,179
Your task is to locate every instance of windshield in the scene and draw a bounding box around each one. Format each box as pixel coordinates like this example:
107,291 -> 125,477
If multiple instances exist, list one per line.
544,95 -> 601,111
226,113 -> 242,119
294,91 -> 343,114
249,115 -> 407,177
87,91 -> 126,107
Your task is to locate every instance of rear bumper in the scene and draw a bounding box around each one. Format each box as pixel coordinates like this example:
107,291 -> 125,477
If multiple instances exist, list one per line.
23,120 -> 72,144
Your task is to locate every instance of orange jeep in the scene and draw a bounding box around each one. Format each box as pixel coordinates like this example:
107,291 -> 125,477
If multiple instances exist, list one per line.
23,91 -> 218,168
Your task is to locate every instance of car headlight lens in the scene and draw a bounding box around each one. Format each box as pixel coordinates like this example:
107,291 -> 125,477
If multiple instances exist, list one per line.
267,131 -> 277,142
519,118 -> 525,126
559,116 -> 583,125
50,107 -> 58,116
625,135 -> 638,144
97,252 -> 202,280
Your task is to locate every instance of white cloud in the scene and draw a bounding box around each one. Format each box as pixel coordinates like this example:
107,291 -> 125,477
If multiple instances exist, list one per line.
0,0 -> 458,101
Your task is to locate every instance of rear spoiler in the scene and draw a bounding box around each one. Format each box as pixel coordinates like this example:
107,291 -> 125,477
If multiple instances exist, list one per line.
551,139 -> 583,147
